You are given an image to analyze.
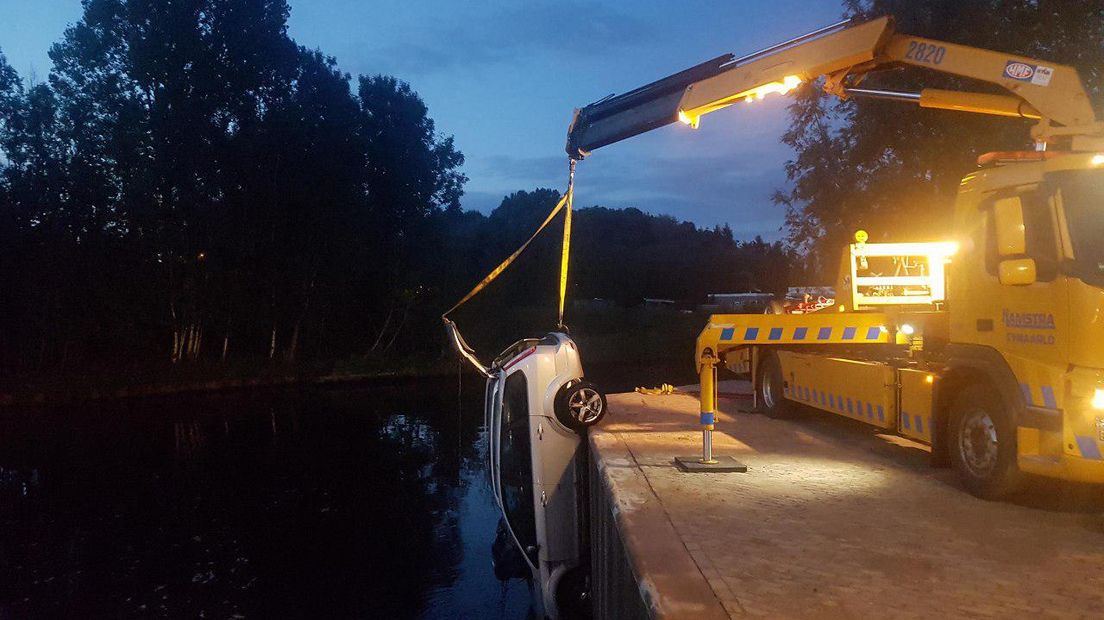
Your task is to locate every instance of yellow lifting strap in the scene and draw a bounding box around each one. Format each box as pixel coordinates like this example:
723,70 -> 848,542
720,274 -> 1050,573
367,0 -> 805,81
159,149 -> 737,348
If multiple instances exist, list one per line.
557,160 -> 576,328
442,159 -> 577,323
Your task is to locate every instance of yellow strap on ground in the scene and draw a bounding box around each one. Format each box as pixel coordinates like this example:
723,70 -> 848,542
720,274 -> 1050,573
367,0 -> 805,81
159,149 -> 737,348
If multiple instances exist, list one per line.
635,383 -> 677,395
442,170 -> 575,320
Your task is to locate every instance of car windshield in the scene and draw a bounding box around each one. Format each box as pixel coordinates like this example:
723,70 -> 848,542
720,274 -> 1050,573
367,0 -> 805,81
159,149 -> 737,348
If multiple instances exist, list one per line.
1054,169 -> 1104,285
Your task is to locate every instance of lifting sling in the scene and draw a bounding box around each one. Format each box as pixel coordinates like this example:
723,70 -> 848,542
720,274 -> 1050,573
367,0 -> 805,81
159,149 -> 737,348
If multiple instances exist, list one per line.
442,159 -> 577,369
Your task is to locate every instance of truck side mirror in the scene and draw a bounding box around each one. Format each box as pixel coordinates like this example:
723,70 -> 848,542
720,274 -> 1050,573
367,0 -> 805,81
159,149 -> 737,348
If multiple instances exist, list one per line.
993,197 -> 1026,256
999,258 -> 1037,285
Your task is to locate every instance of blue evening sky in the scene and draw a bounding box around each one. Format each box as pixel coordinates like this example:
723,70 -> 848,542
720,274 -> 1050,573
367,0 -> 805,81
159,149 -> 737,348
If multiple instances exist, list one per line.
0,0 -> 844,239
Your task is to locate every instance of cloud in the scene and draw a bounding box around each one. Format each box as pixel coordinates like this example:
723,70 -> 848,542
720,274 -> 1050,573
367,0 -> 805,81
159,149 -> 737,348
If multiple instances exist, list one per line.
580,157 -> 789,237
367,2 -> 655,75
463,148 -> 790,239
460,189 -> 507,215
477,154 -> 567,184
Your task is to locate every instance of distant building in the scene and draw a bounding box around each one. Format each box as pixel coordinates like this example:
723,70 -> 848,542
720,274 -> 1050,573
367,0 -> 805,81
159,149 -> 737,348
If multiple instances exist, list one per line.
705,292 -> 774,313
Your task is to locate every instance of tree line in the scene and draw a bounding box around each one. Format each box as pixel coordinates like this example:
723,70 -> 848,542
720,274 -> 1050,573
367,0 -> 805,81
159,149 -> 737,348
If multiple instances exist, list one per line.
0,0 -> 796,378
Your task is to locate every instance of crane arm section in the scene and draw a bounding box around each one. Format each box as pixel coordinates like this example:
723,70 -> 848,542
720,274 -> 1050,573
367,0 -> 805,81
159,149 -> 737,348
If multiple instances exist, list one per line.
567,16 -> 1102,158
878,33 -> 1096,129
675,17 -> 893,124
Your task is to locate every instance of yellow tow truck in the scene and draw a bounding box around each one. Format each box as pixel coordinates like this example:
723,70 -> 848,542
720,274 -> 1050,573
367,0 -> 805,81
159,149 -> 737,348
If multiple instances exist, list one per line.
566,16 -> 1104,498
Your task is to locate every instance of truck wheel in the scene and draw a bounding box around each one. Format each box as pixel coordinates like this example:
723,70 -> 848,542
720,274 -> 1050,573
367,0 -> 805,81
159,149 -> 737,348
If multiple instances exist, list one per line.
949,384 -> 1022,499
757,351 -> 791,417
554,381 -> 607,432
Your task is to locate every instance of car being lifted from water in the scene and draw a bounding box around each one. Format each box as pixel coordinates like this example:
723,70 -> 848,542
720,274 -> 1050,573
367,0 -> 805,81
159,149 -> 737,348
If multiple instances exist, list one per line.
445,322 -> 605,619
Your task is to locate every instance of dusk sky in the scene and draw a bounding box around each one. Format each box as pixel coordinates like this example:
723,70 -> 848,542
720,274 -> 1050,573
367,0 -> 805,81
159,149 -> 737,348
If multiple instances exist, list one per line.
0,0 -> 844,239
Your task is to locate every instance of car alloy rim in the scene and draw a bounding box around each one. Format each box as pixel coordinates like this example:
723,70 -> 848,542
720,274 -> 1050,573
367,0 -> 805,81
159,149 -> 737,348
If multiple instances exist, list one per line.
569,388 -> 603,424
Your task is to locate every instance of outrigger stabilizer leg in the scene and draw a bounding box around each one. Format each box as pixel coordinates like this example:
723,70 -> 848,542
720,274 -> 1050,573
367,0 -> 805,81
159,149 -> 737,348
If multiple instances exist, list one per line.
676,349 -> 747,473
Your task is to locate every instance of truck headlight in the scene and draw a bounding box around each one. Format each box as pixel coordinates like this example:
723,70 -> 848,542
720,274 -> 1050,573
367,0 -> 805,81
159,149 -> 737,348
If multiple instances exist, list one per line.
1094,388 -> 1104,410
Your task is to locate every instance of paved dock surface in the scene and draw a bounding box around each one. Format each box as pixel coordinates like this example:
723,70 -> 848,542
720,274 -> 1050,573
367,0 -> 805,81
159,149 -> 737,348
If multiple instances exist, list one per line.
591,383 -> 1104,618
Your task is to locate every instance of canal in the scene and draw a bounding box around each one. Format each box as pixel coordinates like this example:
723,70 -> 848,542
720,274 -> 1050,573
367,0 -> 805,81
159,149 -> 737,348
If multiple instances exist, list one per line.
0,364 -> 690,618
0,376 -> 529,618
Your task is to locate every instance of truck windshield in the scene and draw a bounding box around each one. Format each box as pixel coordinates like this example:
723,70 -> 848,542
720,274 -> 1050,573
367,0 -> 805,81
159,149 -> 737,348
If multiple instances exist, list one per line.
1055,169 -> 1104,286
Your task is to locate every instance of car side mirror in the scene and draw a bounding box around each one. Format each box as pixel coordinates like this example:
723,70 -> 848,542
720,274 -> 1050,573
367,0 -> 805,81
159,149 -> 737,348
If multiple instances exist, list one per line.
993,197 -> 1026,256
999,258 -> 1037,286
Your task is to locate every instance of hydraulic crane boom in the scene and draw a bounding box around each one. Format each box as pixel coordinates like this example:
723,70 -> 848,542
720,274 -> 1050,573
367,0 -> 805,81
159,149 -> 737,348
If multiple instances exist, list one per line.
566,16 -> 1102,158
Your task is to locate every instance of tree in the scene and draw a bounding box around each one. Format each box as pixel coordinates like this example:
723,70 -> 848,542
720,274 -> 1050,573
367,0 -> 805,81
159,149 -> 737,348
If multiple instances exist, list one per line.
775,0 -> 1104,277
355,75 -> 467,352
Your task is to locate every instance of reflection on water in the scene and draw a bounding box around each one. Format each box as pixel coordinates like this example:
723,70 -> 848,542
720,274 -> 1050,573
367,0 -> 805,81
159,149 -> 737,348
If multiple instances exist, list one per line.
0,377 -> 530,619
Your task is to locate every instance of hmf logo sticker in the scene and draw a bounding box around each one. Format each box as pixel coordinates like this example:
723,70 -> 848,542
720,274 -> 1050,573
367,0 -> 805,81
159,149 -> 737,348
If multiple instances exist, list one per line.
1004,61 -> 1054,86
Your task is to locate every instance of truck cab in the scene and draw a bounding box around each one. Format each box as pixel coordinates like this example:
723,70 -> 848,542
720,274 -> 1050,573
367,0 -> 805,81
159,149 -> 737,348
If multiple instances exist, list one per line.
948,152 -> 1104,483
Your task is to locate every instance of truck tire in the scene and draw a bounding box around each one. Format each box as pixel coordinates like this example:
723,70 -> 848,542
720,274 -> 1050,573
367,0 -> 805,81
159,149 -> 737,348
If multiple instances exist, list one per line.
949,384 -> 1022,499
757,351 -> 791,417
554,380 -> 607,433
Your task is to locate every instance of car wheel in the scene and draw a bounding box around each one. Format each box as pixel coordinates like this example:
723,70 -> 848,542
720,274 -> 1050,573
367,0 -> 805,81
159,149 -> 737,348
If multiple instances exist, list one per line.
554,381 -> 607,432
554,565 -> 592,620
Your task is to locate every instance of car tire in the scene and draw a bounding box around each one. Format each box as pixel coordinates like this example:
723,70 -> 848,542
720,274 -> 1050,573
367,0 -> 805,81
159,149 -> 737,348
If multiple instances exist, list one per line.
554,380 -> 607,432
554,564 -> 592,619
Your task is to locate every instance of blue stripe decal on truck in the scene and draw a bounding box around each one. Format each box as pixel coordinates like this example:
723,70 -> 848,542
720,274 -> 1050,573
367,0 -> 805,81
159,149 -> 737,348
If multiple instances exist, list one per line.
818,327 -> 832,340
794,327 -> 808,340
768,327 -> 783,340
866,326 -> 881,340
720,327 -> 735,341
745,327 -> 760,341
1076,436 -> 1103,460
1041,385 -> 1058,409
842,327 -> 857,340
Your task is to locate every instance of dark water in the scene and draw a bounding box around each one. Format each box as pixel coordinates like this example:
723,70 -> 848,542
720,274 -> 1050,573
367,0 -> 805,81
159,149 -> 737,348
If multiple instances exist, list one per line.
0,376 -> 531,619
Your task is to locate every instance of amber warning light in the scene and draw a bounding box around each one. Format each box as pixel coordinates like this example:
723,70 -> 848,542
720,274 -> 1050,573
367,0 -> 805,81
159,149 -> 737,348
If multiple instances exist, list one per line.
678,75 -> 803,129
